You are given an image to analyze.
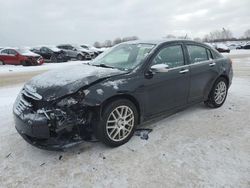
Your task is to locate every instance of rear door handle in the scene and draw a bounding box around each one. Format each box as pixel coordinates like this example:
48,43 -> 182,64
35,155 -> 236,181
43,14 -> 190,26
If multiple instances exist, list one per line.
209,62 -> 216,67
179,69 -> 189,74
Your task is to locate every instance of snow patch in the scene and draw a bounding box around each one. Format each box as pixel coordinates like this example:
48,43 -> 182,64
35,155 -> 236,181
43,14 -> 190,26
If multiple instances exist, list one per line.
27,64 -> 123,89
96,89 -> 104,95
102,79 -> 127,90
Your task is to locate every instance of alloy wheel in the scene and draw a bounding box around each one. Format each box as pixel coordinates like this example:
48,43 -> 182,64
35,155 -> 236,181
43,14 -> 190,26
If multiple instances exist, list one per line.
106,105 -> 135,142
214,81 -> 227,105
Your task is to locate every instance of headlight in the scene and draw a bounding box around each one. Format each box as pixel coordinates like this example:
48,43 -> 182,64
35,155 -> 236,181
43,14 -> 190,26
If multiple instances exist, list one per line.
57,90 -> 85,108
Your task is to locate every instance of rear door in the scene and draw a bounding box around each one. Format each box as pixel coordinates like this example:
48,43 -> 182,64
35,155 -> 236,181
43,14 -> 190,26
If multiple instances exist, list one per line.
185,44 -> 218,102
143,43 -> 190,116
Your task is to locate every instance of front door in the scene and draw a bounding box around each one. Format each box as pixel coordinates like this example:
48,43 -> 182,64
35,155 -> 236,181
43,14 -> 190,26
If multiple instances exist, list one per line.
8,49 -> 19,64
143,44 -> 190,116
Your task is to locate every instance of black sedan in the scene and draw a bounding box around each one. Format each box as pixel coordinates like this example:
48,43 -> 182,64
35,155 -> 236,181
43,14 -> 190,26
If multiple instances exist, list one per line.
31,46 -> 69,63
214,43 -> 230,53
13,39 -> 233,150
243,44 -> 250,49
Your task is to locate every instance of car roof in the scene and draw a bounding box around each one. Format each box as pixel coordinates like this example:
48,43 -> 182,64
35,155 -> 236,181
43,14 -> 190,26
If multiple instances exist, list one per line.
1,47 -> 18,50
124,39 -> 205,45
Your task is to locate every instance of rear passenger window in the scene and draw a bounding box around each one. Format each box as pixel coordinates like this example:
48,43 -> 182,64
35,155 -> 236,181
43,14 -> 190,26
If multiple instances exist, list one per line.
187,45 -> 208,64
152,45 -> 184,68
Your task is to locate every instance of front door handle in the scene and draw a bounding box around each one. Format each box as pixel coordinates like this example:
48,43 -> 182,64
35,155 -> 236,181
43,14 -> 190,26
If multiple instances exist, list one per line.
179,69 -> 189,74
209,62 -> 216,67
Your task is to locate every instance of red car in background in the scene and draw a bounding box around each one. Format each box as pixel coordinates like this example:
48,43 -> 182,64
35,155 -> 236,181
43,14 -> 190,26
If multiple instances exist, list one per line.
0,48 -> 44,66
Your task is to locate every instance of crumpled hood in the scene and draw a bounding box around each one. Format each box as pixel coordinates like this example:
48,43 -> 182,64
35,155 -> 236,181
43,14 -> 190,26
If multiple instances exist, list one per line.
24,64 -> 125,101
21,51 -> 40,57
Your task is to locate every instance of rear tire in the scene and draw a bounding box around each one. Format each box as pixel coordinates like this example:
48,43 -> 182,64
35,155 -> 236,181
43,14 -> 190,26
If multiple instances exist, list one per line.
77,54 -> 84,61
94,99 -> 138,147
204,77 -> 228,108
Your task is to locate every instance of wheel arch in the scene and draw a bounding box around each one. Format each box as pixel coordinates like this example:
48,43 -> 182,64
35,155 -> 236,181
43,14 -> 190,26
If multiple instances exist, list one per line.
219,74 -> 229,87
204,74 -> 229,100
100,94 -> 141,124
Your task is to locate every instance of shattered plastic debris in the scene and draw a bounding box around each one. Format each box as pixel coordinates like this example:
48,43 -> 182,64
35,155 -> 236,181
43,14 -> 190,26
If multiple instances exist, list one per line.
134,129 -> 153,140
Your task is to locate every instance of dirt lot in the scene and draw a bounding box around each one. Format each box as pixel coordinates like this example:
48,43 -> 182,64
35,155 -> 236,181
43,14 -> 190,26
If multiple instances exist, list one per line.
0,51 -> 249,188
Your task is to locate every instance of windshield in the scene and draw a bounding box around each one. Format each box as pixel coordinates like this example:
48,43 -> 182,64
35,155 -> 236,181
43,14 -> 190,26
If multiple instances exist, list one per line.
91,43 -> 155,70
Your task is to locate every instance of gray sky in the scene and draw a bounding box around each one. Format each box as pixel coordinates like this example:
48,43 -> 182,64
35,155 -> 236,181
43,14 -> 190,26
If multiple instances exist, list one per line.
0,0 -> 250,47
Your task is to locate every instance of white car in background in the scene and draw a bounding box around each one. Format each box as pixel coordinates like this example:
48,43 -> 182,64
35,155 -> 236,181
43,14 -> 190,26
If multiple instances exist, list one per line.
81,44 -> 104,57
214,43 -> 230,53
57,44 -> 94,60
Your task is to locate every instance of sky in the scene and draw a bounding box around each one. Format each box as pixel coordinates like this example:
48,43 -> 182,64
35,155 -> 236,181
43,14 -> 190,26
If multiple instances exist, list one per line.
0,0 -> 250,47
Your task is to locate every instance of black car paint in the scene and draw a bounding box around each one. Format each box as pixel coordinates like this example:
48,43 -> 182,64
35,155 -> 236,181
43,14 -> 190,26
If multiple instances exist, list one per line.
243,44 -> 250,49
31,47 -> 68,62
13,40 -> 233,150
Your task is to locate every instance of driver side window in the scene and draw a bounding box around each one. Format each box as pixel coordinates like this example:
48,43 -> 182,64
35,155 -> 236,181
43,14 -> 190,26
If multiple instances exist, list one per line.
1,49 -> 9,54
152,45 -> 184,68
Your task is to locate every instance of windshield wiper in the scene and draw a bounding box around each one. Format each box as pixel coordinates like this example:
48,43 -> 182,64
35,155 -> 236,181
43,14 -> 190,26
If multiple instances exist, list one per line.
93,64 -> 115,69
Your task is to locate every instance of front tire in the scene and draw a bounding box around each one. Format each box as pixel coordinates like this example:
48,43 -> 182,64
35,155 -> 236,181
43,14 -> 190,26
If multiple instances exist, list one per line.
94,99 -> 138,147
50,55 -> 57,63
205,77 -> 228,108
21,61 -> 31,66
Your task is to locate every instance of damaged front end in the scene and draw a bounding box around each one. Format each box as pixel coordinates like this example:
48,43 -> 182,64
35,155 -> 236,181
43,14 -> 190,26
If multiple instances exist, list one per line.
13,85 -> 96,151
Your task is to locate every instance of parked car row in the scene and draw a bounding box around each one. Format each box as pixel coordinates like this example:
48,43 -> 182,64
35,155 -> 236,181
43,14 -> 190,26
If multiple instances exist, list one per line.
0,48 -> 44,66
30,46 -> 69,63
207,41 -> 250,53
0,44 -> 105,66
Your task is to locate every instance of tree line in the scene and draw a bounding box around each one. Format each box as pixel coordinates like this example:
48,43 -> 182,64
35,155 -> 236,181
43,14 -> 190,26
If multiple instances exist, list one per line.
166,28 -> 250,43
93,36 -> 139,48
93,29 -> 250,48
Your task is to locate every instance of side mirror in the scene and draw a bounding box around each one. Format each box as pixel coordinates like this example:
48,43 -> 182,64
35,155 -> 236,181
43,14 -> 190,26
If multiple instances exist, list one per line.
150,64 -> 169,73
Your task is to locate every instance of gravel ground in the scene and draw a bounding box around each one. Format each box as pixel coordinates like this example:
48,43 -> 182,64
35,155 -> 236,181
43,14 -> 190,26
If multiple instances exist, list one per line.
0,52 -> 249,188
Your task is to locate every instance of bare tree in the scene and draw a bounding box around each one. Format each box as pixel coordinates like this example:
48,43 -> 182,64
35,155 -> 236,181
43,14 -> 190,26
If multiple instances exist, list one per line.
165,34 -> 176,39
222,28 -> 233,39
103,40 -> 112,47
122,36 -> 139,42
193,37 -> 202,42
203,28 -> 233,42
93,41 -> 101,48
244,29 -> 250,38
113,37 -> 122,46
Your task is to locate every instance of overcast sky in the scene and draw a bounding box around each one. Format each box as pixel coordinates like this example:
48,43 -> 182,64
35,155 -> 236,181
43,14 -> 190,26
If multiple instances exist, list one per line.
0,0 -> 249,47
